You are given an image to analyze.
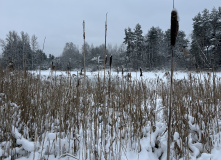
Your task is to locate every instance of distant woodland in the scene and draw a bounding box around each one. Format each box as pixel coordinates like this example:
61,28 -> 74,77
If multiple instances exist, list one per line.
0,7 -> 221,71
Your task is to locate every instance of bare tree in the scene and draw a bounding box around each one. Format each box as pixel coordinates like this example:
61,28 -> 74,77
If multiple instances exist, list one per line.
31,35 -> 39,69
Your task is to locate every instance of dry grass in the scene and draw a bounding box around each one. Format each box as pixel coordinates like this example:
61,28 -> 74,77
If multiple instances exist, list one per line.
0,68 -> 221,159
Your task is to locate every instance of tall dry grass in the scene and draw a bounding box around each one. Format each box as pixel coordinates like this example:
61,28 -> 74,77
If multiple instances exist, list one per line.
0,68 -> 220,159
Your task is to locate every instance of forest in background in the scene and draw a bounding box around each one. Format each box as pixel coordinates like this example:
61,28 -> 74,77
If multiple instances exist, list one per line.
0,7 -> 220,71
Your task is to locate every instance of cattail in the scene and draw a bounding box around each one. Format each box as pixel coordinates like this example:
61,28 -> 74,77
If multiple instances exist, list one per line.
83,20 -> 86,78
51,61 -> 55,70
80,68 -> 83,75
76,79 -> 80,87
168,8 -> 179,160
109,55 -> 112,68
171,10 -> 179,46
140,67 -> 142,77
105,55 -> 107,65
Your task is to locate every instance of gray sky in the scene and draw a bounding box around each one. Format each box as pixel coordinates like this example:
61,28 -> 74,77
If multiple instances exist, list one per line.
0,0 -> 220,56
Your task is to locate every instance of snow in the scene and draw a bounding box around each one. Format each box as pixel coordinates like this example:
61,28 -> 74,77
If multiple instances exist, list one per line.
11,126 -> 35,152
47,133 -> 57,140
0,148 -> 2,157
1,70 -> 221,159
16,138 -> 35,152
30,69 -> 221,81
173,132 -> 179,141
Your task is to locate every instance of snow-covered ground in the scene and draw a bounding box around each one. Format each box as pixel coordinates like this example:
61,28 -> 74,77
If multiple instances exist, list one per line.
1,70 -> 221,160
31,69 -> 221,80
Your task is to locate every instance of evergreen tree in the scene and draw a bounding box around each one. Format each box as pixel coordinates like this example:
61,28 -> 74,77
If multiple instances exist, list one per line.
60,42 -> 81,70
165,29 -> 189,69
209,7 -> 221,68
144,27 -> 164,69
134,24 -> 144,70
35,49 -> 47,69
81,42 -> 92,67
191,7 -> 221,69
123,27 -> 135,68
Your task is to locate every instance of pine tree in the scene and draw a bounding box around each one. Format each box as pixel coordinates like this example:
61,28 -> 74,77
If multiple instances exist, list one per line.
123,27 -> 135,68
144,27 -> 164,69
164,29 -> 189,69
191,7 -> 221,69
134,24 -> 144,70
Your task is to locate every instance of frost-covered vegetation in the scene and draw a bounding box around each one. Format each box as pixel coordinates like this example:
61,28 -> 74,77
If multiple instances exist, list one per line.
0,68 -> 221,160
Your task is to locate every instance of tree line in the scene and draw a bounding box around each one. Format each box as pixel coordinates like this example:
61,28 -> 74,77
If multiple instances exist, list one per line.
0,31 -> 53,70
0,7 -> 220,71
123,25 -> 189,70
191,7 -> 221,69
123,7 -> 221,71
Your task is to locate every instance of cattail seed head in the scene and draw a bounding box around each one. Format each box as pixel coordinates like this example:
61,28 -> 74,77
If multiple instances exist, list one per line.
140,67 -> 142,77
171,10 -> 179,46
110,55 -> 112,68
51,61 -> 55,70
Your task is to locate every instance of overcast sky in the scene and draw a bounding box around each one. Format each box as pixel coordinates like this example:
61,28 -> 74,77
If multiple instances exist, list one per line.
0,0 -> 220,56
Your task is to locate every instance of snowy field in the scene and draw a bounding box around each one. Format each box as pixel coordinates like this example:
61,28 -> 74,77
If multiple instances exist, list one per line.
1,70 -> 221,160
31,69 -> 221,80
